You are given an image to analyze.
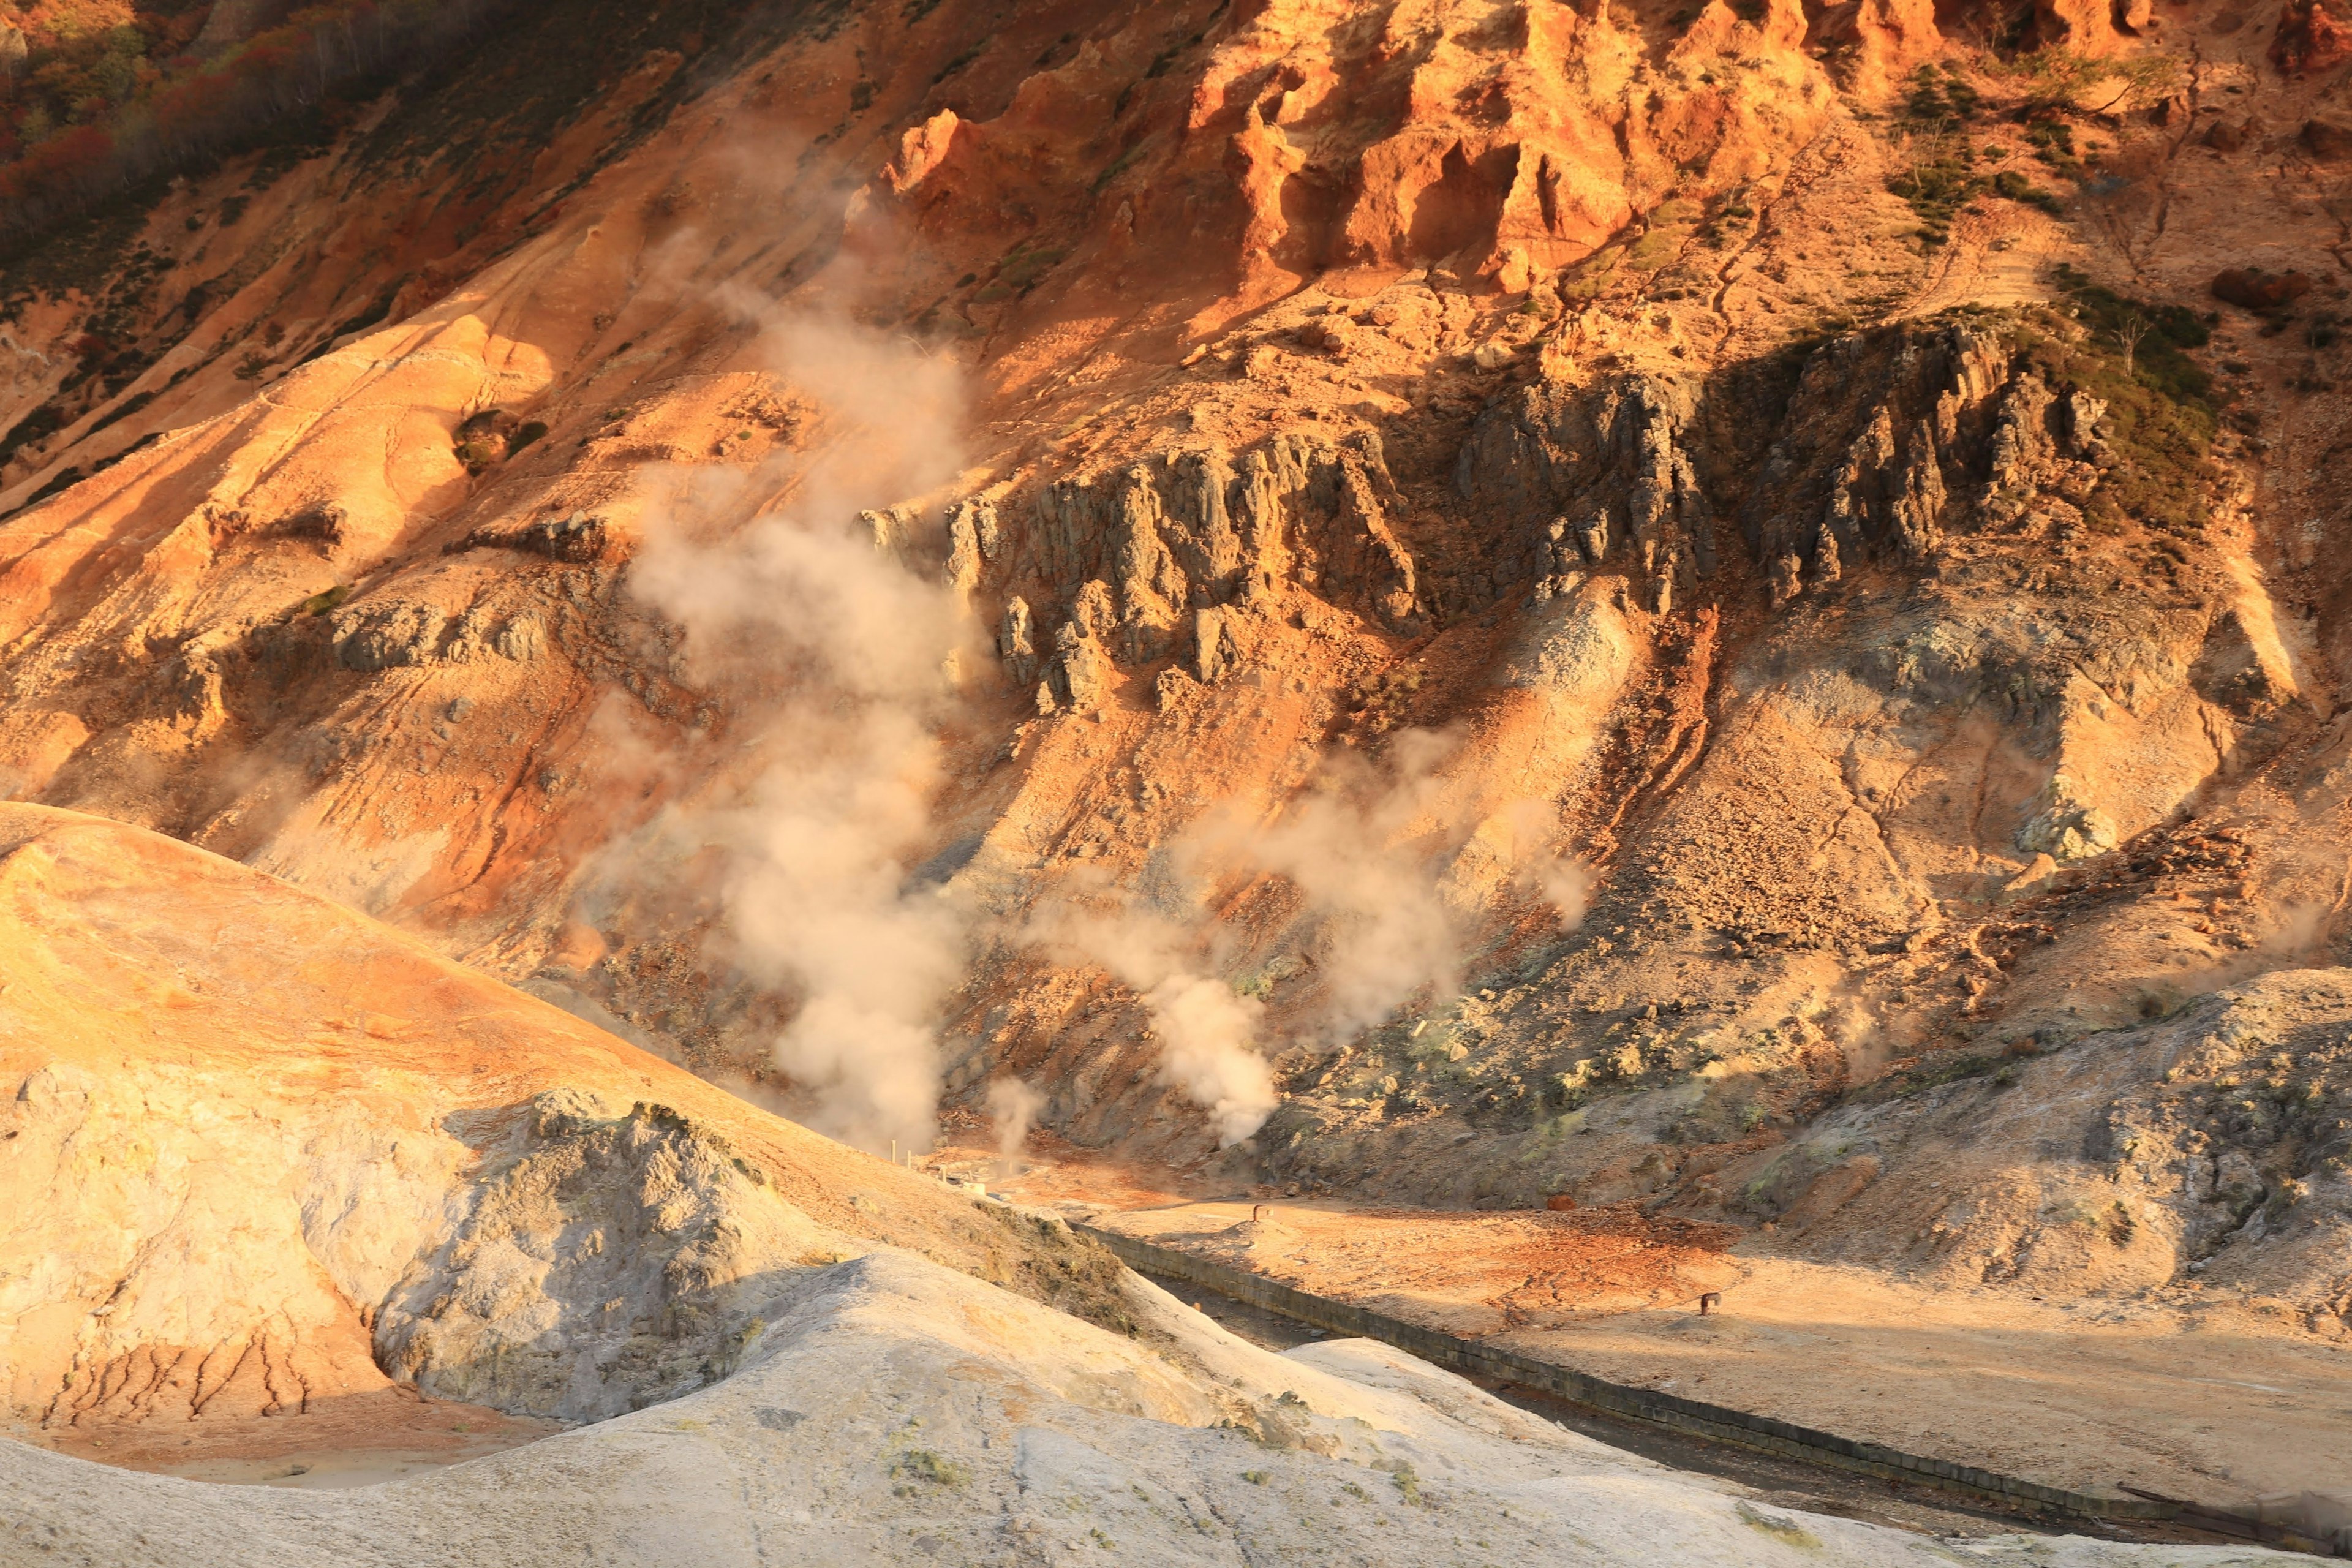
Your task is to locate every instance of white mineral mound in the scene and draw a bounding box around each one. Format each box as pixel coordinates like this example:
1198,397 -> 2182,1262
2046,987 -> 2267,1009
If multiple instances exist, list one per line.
2,1248 -> 2288,1567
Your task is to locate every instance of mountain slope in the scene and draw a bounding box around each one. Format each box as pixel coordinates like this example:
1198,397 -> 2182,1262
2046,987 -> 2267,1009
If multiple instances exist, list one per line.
0,801 -> 1129,1468
0,0 -> 2345,1395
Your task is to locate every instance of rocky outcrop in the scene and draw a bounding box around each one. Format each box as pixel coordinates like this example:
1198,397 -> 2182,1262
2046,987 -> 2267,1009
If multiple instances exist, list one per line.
1456,374 -> 1717,614
981,435 -> 1425,701
375,1091 -> 834,1422
2272,0 -> 2352,76
1744,325 -> 2038,595
1807,0 -> 1945,101
2029,0 -> 2141,54
1455,323 -> 2105,617
997,594 -> 1039,688
331,600 -> 450,671
2016,772 -> 2122,862
459,511 -> 616,564
1153,0 -> 1835,303
944,498 -> 999,596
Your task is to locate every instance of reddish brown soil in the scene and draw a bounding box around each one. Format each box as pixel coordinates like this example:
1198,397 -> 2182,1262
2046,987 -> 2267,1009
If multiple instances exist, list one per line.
26,1386 -> 560,1487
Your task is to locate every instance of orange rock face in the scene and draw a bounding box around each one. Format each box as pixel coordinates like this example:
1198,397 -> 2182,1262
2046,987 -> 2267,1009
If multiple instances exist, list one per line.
0,0 -> 2346,1315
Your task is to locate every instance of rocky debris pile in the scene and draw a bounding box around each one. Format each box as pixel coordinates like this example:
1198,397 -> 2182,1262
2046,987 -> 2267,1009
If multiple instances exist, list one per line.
2097,972 -> 2352,1300
1697,968 -> 2352,1314
326,594 -> 550,673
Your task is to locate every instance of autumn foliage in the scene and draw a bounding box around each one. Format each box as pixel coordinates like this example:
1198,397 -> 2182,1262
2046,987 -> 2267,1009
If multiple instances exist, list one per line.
0,0 -> 510,236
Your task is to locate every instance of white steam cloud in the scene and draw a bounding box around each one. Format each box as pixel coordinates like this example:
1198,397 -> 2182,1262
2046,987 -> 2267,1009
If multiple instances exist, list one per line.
984,1077 -> 1043,1178
1038,728 -> 1591,1147
1533,856 -> 1593,929
1029,897 -> 1276,1148
1221,728 -> 1471,1037
624,309 -> 973,1157
1143,971 -> 1276,1147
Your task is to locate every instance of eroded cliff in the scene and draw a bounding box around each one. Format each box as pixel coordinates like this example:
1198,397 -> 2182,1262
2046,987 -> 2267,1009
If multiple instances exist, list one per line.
0,0 -> 2346,1350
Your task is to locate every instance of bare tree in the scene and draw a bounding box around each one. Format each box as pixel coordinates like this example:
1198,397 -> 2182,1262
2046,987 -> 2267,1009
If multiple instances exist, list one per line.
2114,307 -> 2154,375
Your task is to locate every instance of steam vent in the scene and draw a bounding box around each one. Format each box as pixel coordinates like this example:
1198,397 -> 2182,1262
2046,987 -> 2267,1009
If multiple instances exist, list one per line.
3,0 -> 2351,1561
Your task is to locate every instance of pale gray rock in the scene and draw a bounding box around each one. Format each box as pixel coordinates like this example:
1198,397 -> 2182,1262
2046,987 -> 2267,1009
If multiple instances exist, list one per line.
0,1250 -> 2272,1568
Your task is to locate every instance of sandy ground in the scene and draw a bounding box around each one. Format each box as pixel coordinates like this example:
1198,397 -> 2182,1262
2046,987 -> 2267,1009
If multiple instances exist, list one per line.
7,1385 -> 563,1490
950,1140 -> 2352,1514
1501,1261 -> 2352,1512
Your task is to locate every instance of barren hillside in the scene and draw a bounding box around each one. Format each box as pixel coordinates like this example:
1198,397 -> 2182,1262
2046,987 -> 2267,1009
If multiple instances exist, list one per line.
1,0 -> 2349,1547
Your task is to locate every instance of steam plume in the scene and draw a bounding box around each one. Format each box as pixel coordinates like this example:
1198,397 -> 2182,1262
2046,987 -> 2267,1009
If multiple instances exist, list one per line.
1049,728 -> 1586,1145
1144,971 -> 1276,1147
1226,728 -> 1471,1037
984,1077 -> 1043,1179
1028,895 -> 1276,1147
624,309 -> 972,1156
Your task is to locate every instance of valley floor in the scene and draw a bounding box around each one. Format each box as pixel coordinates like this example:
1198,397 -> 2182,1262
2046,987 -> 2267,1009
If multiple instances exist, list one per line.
953,1142 -> 2352,1513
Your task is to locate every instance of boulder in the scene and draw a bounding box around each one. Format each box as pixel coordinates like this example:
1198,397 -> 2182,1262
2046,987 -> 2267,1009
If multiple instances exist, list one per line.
2204,115 -> 2258,152
2303,118 -> 2352,159
2211,267 -> 2314,311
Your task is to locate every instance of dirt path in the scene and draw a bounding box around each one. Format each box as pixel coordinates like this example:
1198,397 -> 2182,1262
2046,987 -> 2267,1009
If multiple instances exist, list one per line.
1096,1197 -> 1741,1334
1905,205 -> 2073,320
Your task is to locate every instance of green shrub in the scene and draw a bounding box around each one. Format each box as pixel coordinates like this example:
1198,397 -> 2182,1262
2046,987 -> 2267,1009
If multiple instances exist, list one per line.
890,1449 -> 970,1487
2025,119 -> 2084,180
2052,263 -> 2212,407
1991,169 -> 2060,213
1903,64 -> 1980,129
1888,140 -> 1981,246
